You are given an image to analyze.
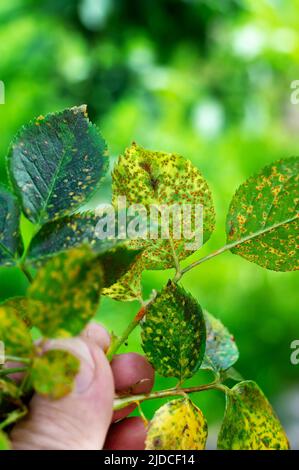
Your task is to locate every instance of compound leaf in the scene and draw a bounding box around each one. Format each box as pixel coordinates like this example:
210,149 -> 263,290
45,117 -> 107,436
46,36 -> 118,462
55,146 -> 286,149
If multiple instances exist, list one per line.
146,398 -> 208,450
0,188 -> 23,266
28,247 -> 103,337
218,381 -> 290,450
141,281 -> 206,381
31,350 -> 80,399
8,106 -> 108,225
112,143 -> 215,269
201,311 -> 239,373
226,158 -> 299,271
0,305 -> 33,357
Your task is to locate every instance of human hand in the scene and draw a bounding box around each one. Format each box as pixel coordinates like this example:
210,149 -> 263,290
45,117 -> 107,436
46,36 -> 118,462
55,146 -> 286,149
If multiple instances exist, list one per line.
10,323 -> 154,450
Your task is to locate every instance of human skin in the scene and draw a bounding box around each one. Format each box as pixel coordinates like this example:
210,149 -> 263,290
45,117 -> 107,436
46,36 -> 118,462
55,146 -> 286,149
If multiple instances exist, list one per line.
10,323 -> 155,450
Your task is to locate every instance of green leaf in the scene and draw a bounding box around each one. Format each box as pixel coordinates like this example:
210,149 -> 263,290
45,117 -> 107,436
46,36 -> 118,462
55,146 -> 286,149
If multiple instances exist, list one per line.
201,311 -> 239,373
1,297 -> 32,327
27,212 -> 123,263
28,247 -> 103,337
8,105 -> 108,225
0,430 -> 11,450
0,188 -> 23,266
31,350 -> 80,399
141,281 -> 206,381
0,378 -> 20,400
100,246 -> 143,301
221,367 -> 243,383
112,143 -> 215,269
226,157 -> 299,271
145,398 -> 208,450
218,381 -> 290,450
0,305 -> 33,357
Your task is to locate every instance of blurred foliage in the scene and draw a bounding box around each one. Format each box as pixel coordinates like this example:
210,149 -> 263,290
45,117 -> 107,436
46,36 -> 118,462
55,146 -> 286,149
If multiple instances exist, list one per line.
0,0 -> 298,447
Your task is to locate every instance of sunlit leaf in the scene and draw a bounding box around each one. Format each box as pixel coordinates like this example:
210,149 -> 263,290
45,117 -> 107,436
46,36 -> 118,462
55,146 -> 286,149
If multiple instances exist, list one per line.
226,157 -> 299,271
146,398 -> 208,450
31,350 -> 80,399
0,188 -> 23,266
28,247 -> 103,337
141,281 -> 206,381
0,305 -> 33,357
8,106 -> 108,225
218,381 -> 290,450
112,143 -> 215,269
201,311 -> 239,373
0,430 -> 11,450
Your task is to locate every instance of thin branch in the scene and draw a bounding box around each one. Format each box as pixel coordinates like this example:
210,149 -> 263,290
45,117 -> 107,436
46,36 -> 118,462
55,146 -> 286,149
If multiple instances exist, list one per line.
20,264 -> 33,283
0,407 -> 27,430
180,214 -> 298,277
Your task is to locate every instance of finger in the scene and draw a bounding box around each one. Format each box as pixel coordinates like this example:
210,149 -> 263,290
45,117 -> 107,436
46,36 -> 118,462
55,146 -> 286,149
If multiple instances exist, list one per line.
111,353 -> 154,422
11,337 -> 114,450
104,417 -> 147,450
80,322 -> 110,352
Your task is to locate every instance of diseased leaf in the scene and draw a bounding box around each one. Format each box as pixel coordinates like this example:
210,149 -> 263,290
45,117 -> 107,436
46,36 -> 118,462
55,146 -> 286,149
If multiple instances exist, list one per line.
0,305 -> 33,357
112,143 -> 215,269
201,311 -> 239,373
1,297 -> 31,327
100,246 -> 143,301
27,212 -> 123,263
146,398 -> 208,450
226,157 -> 299,271
8,106 -> 108,225
28,247 -> 103,337
32,350 -> 80,399
141,281 -> 206,381
0,188 -> 23,266
218,381 -> 290,450
0,430 -> 11,450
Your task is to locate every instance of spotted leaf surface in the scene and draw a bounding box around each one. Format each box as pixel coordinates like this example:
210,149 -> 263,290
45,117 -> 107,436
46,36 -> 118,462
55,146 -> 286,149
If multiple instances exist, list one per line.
100,246 -> 143,301
218,381 -> 290,450
141,281 -> 206,380
0,431 -> 11,450
146,398 -> 208,450
27,212 -> 123,263
201,311 -> 239,373
28,248 -> 103,337
112,143 -> 215,269
32,350 -> 80,399
0,305 -> 33,357
226,158 -> 299,271
8,106 -> 108,225
1,297 -> 32,327
0,188 -> 23,266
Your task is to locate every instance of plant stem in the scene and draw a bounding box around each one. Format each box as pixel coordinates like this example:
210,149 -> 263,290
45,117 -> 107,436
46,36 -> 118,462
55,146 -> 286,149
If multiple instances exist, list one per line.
113,380 -> 227,410
180,215 -> 298,277
5,356 -> 31,365
20,264 -> 33,283
169,237 -> 181,281
0,367 -> 28,377
106,306 -> 147,361
0,407 -> 27,430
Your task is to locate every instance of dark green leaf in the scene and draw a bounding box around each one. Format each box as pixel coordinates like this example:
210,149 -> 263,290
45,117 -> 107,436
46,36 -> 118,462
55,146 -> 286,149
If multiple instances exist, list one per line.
0,305 -> 33,357
8,106 -> 108,225
28,247 -> 103,337
112,143 -> 215,269
32,350 -> 80,399
0,188 -> 23,266
201,311 -> 239,373
146,398 -> 208,450
141,281 -> 206,381
226,157 -> 299,271
218,381 -> 290,450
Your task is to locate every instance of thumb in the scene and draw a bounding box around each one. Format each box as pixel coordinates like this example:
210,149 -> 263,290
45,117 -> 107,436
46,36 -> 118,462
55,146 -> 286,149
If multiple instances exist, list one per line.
11,325 -> 114,450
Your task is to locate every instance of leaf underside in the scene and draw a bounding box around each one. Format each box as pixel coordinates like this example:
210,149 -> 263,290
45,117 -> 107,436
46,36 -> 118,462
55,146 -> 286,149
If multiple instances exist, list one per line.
112,143 -> 215,270
218,381 -> 290,450
146,398 -> 208,450
201,311 -> 239,373
0,188 -> 23,266
8,105 -> 108,225
141,281 -> 206,381
227,157 -> 299,271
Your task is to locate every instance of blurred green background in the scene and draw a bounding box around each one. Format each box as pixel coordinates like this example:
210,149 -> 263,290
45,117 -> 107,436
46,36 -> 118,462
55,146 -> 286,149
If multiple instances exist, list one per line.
0,0 -> 298,448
